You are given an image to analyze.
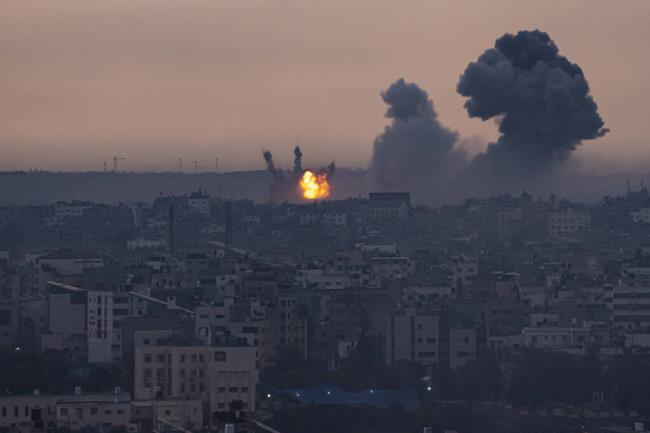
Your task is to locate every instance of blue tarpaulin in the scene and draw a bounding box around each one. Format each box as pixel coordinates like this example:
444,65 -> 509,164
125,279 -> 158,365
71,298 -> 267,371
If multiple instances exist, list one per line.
263,384 -> 419,411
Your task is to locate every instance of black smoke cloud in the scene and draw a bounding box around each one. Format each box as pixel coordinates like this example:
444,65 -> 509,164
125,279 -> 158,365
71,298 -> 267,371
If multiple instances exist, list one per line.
369,30 -> 608,201
457,29 -> 609,177
369,78 -> 464,196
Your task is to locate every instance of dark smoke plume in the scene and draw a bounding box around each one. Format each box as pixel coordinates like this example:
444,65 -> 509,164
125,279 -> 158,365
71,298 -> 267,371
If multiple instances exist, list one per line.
369,78 -> 464,196
263,150 -> 276,174
293,146 -> 303,176
457,29 -> 609,177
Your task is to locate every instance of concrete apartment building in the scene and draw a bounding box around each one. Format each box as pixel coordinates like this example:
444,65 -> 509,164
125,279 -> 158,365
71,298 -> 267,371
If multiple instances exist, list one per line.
151,399 -> 203,432
612,267 -> 650,329
362,192 -> 411,222
0,390 -> 131,433
44,282 -> 142,363
548,209 -> 591,237
0,393 -> 58,433
384,309 -> 480,370
55,390 -> 132,432
133,338 -> 258,412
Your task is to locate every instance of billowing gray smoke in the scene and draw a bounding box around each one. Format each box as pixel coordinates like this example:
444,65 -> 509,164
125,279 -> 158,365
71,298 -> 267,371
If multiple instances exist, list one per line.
263,146 -> 336,203
369,79 -> 464,196
457,29 -> 609,177
369,30 -> 609,202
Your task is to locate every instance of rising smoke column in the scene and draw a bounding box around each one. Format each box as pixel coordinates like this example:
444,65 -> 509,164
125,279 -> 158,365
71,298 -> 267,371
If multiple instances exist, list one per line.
457,29 -> 609,177
293,146 -> 303,176
369,78 -> 463,194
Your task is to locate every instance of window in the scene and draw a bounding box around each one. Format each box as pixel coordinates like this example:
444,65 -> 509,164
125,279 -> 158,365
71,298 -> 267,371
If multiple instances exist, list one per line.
2,406 -> 6,417
229,387 -> 238,393
180,354 -> 186,363
24,407 -> 29,417
217,387 -> 225,393
105,410 -> 112,415
164,410 -> 171,416
214,351 -> 226,362
144,354 -> 152,363
90,407 -> 98,415
156,354 -> 165,362
60,408 -> 68,416
241,387 -> 249,393
116,409 -> 124,415
191,354 -> 197,362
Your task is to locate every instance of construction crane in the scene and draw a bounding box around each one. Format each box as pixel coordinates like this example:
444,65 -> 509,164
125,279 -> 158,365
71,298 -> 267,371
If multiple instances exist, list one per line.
100,156 -> 126,172
191,160 -> 210,173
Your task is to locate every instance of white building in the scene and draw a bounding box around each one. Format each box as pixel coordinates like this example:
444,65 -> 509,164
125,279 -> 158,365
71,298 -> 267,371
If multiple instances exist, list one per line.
0,393 -> 58,433
53,202 -> 93,221
497,208 -> 522,238
369,257 -> 414,280
55,390 -> 132,432
188,190 -> 211,216
449,255 -> 478,289
522,326 -> 590,349
151,399 -> 203,432
384,310 -> 479,370
402,286 -> 456,304
548,209 -> 591,237
385,311 -> 441,366
631,208 -> 650,223
133,341 -> 258,413
363,192 -> 411,222
294,269 -> 351,290
127,239 -> 167,250
612,267 -> 650,329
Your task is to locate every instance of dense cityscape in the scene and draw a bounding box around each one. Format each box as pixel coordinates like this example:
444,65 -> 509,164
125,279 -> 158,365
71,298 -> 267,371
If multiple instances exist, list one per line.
3,0 -> 649,431
2,183 -> 650,432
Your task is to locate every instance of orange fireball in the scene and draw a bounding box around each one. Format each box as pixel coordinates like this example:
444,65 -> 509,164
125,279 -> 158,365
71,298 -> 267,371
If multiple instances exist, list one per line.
300,170 -> 330,200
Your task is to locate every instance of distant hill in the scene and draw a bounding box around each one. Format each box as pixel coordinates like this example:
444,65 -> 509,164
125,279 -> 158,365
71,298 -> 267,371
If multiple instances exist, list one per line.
0,169 -> 369,205
0,169 -> 643,205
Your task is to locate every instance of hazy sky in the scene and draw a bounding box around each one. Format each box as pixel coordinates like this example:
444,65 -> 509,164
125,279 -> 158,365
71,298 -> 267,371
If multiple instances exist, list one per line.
1,0 -> 649,172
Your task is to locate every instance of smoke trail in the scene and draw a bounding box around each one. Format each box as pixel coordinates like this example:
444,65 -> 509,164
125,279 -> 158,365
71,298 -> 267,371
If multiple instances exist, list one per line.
369,78 -> 463,195
457,29 -> 609,177
293,146 -> 303,176
263,150 -> 277,174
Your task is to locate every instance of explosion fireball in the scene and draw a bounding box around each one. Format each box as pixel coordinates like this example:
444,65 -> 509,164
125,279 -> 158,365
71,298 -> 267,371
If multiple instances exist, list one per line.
300,170 -> 331,200
263,146 -> 335,203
